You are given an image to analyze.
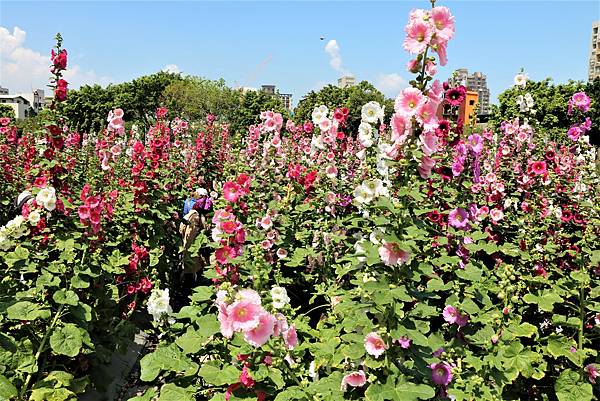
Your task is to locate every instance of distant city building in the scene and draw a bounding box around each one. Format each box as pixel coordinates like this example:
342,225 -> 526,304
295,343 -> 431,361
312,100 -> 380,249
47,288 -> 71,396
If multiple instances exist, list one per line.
0,94 -> 32,119
338,75 -> 356,88
260,85 -> 293,111
589,21 -> 600,81
0,88 -> 46,118
449,69 -> 491,115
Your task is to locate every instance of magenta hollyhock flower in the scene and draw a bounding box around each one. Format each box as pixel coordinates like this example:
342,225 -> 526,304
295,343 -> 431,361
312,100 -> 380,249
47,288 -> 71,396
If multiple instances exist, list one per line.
395,87 -> 427,117
340,371 -> 367,391
456,313 -> 469,327
228,301 -> 263,331
585,364 -> 599,384
448,208 -> 469,230
467,134 -> 484,155
379,242 -> 411,266
430,362 -> 453,386
531,161 -> 547,175
243,312 -> 276,347
567,125 -> 582,141
223,181 -> 242,202
445,86 -> 466,106
569,92 -> 591,113
443,305 -> 459,324
403,21 -> 433,54
239,365 -> 255,387
364,332 -> 387,358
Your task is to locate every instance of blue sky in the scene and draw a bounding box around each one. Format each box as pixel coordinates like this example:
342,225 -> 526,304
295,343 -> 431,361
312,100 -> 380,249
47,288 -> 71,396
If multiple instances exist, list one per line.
1,1 -> 598,105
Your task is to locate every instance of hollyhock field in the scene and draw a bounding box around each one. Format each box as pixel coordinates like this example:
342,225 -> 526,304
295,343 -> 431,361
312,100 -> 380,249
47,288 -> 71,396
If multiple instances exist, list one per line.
0,2 -> 599,401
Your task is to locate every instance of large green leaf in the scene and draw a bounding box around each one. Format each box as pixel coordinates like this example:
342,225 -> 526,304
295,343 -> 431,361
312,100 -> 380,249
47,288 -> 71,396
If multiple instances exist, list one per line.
139,344 -> 198,382
158,384 -> 195,401
6,301 -> 51,321
198,361 -> 240,386
50,324 -> 83,357
365,376 -> 435,401
53,290 -> 79,306
555,369 -> 593,401
0,374 -> 18,400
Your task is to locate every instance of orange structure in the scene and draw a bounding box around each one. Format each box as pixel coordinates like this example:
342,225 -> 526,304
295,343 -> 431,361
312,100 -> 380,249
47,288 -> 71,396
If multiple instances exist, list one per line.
435,90 -> 479,126
459,90 -> 479,126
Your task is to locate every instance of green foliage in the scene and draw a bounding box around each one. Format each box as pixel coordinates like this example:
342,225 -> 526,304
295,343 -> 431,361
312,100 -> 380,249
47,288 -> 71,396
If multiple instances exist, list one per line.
0,104 -> 15,119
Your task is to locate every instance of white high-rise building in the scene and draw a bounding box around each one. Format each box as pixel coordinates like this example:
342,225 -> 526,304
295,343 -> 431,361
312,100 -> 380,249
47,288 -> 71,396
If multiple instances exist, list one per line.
589,21 -> 600,81
338,75 -> 356,88
449,69 -> 491,115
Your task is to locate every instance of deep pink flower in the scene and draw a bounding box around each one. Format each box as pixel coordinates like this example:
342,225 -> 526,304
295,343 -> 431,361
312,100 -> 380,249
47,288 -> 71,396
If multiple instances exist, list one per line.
585,364 -> 599,384
567,125 -> 582,141
430,362 -> 453,386
445,86 -> 466,106
395,336 -> 412,349
223,181 -> 242,203
340,371 -> 367,391
243,312 -> 276,347
364,332 -> 387,358
531,161 -> 547,175
569,92 -> 591,113
467,134 -> 483,154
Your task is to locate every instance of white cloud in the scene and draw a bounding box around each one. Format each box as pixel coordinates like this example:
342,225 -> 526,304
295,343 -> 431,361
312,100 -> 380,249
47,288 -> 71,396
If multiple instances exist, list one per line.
375,73 -> 407,97
324,39 -> 350,75
162,64 -> 180,74
0,26 -> 112,93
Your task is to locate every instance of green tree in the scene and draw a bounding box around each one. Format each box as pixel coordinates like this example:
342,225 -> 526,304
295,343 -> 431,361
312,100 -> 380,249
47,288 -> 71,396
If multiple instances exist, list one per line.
489,77 -> 599,145
0,104 -> 15,119
294,81 -> 390,135
228,90 -> 288,136
162,76 -> 240,123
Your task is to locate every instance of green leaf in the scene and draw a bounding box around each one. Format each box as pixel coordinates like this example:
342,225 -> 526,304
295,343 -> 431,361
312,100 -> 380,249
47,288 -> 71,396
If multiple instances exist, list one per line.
127,387 -> 157,401
273,386 -> 308,401
139,344 -> 198,382
0,374 -> 18,399
190,286 -> 213,302
6,301 -> 51,321
4,246 -> 30,267
53,290 -> 79,306
158,384 -> 194,401
507,322 -> 538,339
198,361 -> 240,386
365,376 -> 435,401
555,369 -> 593,401
175,317 -> 219,354
50,324 -> 83,357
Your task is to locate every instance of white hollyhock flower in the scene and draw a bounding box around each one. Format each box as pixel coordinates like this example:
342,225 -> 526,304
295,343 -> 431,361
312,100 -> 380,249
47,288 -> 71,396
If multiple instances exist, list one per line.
147,288 -> 173,322
270,286 -> 290,309
28,210 -> 41,225
513,72 -> 527,87
353,184 -> 374,205
361,101 -> 384,124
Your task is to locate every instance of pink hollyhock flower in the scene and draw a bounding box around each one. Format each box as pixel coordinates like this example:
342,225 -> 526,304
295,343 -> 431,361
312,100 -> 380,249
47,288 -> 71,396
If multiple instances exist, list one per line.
228,301 -> 263,331
379,242 -> 411,266
403,21 -> 433,54
456,313 -> 469,327
421,130 -> 438,156
585,364 -> 599,384
407,58 -> 420,73
431,6 -> 455,41
490,208 -> 504,222
218,303 -> 234,338
433,39 -> 448,65
259,215 -> 273,230
430,362 -> 453,386
531,161 -> 547,175
443,305 -> 459,324
391,113 -> 411,144
325,165 -> 338,178
416,101 -> 438,130
243,312 -> 276,347
395,87 -> 426,117
239,365 -> 255,387
448,208 -> 469,230
364,332 -> 387,358
284,325 -> 298,349
467,134 -> 483,154
223,181 -> 242,203
425,60 -> 437,76
273,313 -> 289,337
418,155 -> 436,179
340,371 -> 367,391
237,289 -> 262,305
395,336 -> 412,349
